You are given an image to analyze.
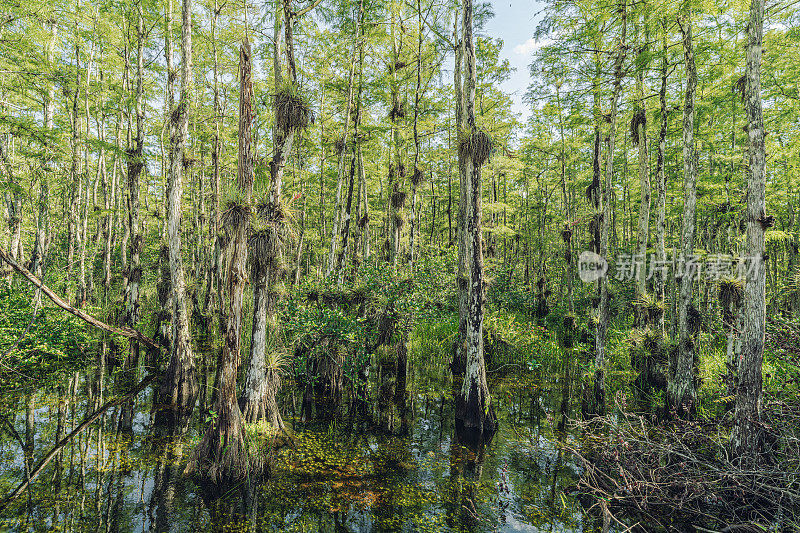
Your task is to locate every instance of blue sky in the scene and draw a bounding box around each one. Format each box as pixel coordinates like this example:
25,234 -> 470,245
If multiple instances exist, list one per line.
483,0 -> 547,125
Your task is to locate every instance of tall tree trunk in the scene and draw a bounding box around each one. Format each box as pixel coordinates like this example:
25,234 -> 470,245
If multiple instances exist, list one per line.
732,0 -> 767,458
32,19 -> 58,280
357,145 -> 370,259
653,21 -> 669,334
66,35 -> 82,295
198,37 -> 254,480
241,0 -> 317,425
203,0 -> 224,322
668,7 -> 698,419
634,20 -> 650,325
595,0 -> 626,417
327,33 -> 358,277
455,0 -> 497,444
387,6 -> 405,269
123,0 -> 145,381
409,0 -> 424,268
157,0 -> 198,427
452,12 -> 467,378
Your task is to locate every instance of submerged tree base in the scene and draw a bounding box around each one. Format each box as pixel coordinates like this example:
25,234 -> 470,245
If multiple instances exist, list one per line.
187,407 -> 269,486
454,380 -> 498,449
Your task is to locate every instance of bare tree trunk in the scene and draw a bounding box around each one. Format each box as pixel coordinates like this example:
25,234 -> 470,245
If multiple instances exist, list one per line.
203,0 -> 223,321
357,145 -> 370,259
409,0 -> 424,268
668,8 -> 698,419
634,20 -> 650,325
31,20 -> 58,280
732,0 -> 767,458
595,0 -> 626,417
123,0 -> 145,377
452,12 -> 467,378
653,21 -> 669,334
455,0 -> 496,444
327,35 -> 357,277
66,35 -> 82,295
157,0 -> 198,427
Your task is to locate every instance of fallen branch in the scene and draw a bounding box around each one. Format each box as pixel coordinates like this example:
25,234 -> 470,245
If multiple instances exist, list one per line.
0,372 -> 159,513
0,245 -> 161,351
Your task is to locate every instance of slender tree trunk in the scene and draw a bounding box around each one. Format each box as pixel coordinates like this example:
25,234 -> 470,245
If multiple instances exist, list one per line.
387,6 -> 405,269
409,0 -> 424,268
32,20 -> 58,280
455,0 -> 497,444
358,145 -> 370,259
453,12 -> 467,378
123,0 -> 145,379
157,0 -> 198,427
241,0 -> 317,425
653,21 -> 669,334
595,0 -> 626,417
327,34 -> 358,277
634,21 -> 650,325
67,35 -> 82,294
732,0 -> 767,458
668,7 -> 699,419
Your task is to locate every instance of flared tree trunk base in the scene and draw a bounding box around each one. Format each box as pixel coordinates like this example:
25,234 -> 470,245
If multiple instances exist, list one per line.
454,380 -> 498,450
190,405 -> 266,485
154,357 -> 197,431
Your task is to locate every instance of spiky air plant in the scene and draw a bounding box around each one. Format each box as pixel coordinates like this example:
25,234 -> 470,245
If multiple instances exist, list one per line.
687,304 -> 703,336
630,105 -> 647,146
411,166 -> 424,187
389,101 -> 406,122
458,129 -> 494,167
248,226 -> 280,274
274,83 -> 314,133
719,277 -> 744,330
221,200 -> 251,237
391,189 -> 407,209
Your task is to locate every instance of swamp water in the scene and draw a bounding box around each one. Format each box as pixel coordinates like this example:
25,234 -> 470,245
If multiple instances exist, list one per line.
0,369 -> 606,532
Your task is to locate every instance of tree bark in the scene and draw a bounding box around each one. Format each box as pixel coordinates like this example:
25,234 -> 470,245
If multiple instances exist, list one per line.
668,7 -> 699,419
452,12 -> 467,378
653,21 -> 669,334
595,0 -> 626,417
732,0 -> 767,459
157,0 -> 198,427
634,20 -> 650,325
454,0 -> 497,444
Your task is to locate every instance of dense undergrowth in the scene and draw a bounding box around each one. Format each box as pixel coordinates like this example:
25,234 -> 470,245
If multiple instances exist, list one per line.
3,256 -> 800,529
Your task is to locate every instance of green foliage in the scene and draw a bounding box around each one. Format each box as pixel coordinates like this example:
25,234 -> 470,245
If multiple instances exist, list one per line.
0,283 -> 94,390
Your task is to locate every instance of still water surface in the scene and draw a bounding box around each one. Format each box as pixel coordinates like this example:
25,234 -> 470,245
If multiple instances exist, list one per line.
0,370 -> 601,532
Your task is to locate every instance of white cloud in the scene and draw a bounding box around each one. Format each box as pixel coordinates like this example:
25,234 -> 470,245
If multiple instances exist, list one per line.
513,37 -> 551,56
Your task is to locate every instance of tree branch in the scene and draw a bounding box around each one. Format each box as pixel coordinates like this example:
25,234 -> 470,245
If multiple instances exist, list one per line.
0,245 -> 162,351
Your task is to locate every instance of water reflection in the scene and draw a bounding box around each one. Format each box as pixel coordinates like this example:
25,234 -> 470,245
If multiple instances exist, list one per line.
0,368 -> 592,532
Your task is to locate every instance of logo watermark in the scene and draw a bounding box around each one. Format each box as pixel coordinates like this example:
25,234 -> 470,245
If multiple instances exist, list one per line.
577,252 -> 762,283
578,251 -> 609,282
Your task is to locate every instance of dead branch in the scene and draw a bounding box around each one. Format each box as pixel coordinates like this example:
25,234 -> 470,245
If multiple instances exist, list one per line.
0,244 -> 162,351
